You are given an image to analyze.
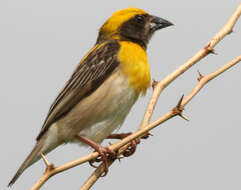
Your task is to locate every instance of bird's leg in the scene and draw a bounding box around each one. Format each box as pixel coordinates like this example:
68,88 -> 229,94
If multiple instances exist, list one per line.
107,132 -> 152,140
107,132 -> 132,139
107,132 -> 152,157
75,135 -> 116,176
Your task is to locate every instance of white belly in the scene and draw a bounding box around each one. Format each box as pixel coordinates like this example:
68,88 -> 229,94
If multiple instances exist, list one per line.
56,68 -> 139,144
78,83 -> 137,144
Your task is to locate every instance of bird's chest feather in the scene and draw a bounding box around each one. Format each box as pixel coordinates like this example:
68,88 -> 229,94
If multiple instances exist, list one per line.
57,69 -> 139,143
118,41 -> 151,95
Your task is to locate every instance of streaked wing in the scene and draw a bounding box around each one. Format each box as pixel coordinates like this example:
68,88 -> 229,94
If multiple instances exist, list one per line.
36,41 -> 120,140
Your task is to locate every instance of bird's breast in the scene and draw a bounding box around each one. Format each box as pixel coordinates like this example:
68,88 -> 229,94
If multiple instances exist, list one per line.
118,41 -> 151,95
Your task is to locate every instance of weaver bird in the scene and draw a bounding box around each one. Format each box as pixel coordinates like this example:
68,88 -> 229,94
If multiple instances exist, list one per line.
8,7 -> 173,186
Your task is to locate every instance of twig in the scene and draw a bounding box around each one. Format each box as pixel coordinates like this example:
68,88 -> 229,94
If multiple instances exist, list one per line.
79,157 -> 113,190
182,55 -> 241,106
31,3 -> 241,190
79,54 -> 241,190
139,3 -> 241,130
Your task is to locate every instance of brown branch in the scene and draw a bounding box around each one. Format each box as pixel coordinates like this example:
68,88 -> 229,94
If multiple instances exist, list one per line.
139,3 -> 241,130
31,3 -> 241,190
80,54 -> 241,190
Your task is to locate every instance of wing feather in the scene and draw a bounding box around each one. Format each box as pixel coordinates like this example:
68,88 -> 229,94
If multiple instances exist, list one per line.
36,41 -> 120,140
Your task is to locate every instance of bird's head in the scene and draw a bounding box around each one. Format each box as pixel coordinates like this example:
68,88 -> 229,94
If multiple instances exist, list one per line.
97,7 -> 173,49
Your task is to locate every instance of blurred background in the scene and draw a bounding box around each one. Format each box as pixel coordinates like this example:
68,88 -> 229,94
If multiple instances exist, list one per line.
1,0 -> 241,189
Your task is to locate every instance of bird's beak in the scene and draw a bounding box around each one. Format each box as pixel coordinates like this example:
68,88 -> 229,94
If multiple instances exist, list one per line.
150,15 -> 173,31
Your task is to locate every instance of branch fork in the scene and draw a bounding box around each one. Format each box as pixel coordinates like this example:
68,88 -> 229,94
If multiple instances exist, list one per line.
30,4 -> 241,190
40,153 -> 54,173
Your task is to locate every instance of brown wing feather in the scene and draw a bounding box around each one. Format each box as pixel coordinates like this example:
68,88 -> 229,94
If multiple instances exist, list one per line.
36,41 -> 120,140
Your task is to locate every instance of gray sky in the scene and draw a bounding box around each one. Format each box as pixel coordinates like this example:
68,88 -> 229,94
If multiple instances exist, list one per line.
1,0 -> 241,189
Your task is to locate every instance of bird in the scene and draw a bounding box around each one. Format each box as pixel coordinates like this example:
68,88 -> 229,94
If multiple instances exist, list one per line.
8,7 -> 173,186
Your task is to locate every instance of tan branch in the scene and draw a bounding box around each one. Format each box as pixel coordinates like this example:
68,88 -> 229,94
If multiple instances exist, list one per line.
80,54 -> 241,190
31,3 -> 241,190
139,3 -> 241,129
79,158 -> 113,190
182,55 -> 241,106
30,152 -> 100,190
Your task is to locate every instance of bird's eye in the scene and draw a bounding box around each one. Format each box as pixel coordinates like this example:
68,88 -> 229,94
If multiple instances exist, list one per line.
135,15 -> 145,24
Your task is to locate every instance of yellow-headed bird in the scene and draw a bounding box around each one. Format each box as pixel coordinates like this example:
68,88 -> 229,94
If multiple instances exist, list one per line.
8,7 -> 172,186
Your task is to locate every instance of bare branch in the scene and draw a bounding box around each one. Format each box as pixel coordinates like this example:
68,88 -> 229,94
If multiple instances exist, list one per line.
32,54 -> 241,190
139,3 -> 241,129
79,54 -> 241,190
40,154 -> 52,169
182,55 -> 241,107
31,3 -> 241,190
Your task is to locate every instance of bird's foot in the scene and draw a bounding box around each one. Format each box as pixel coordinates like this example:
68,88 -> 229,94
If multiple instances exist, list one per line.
75,135 -> 116,176
107,132 -> 152,157
90,146 -> 116,176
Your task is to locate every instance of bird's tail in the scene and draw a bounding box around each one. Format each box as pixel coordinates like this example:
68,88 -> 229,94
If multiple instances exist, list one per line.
8,137 -> 46,187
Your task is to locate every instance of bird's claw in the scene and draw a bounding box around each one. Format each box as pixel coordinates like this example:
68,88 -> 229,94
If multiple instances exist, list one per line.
89,146 -> 116,176
123,137 -> 140,157
108,132 -> 152,157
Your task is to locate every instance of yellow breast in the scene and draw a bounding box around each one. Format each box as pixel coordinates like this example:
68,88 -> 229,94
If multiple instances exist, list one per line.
117,41 -> 151,95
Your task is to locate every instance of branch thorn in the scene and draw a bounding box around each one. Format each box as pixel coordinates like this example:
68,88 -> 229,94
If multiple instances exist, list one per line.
152,79 -> 159,90
197,70 -> 204,81
209,48 -> 217,55
176,94 -> 184,109
172,94 -> 188,121
204,43 -> 217,55
179,113 -> 189,121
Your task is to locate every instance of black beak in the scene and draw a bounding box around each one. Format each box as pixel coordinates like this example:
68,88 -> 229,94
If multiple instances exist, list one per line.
150,15 -> 173,31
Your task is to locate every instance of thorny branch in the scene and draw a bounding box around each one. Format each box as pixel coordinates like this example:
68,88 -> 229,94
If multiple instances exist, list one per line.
79,55 -> 241,190
31,3 -> 241,190
139,3 -> 241,129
